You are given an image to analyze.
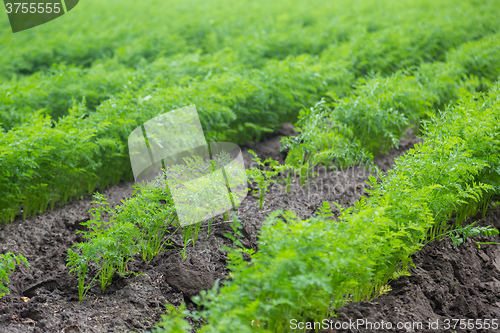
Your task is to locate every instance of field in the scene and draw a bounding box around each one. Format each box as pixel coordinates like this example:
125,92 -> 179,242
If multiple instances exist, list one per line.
1,0 -> 500,332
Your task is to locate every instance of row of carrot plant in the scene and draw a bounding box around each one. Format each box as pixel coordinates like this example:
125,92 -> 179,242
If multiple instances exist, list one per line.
282,32 -> 500,180
1,0 -> 499,304
240,32 -> 500,211
1,24 -> 499,223
2,0 -> 498,131
1,0 -> 498,80
61,31 -> 500,305
66,149 -> 247,301
153,81 -> 500,333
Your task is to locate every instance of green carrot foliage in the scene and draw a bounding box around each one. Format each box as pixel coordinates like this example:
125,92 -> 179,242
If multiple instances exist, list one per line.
0,253 -> 29,298
155,82 -> 500,332
246,150 -> 279,209
3,0 -> 500,223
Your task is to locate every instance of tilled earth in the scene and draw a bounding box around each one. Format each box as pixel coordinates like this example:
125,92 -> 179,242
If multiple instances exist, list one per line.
3,125 -> 497,333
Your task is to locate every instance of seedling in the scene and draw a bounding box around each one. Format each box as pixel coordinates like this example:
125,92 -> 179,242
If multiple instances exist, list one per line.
424,222 -> 500,248
206,217 -> 216,237
272,163 -> 295,194
78,192 -> 115,241
246,150 -> 279,209
221,213 -> 255,275
0,253 -> 29,298
178,235 -> 192,261
67,243 -> 96,301
315,201 -> 337,219
67,193 -> 140,300
222,213 -> 245,249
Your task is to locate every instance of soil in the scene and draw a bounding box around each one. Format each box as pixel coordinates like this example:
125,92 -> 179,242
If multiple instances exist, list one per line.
3,124 -> 490,333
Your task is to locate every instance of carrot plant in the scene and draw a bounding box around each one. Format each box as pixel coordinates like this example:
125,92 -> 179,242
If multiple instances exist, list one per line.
271,163 -> 295,194
66,245 -> 96,301
67,148 -> 247,299
67,184 -> 177,300
154,304 -> 194,333
79,193 -> 115,237
221,213 -> 247,251
282,99 -> 373,185
206,217 -> 216,237
155,83 -> 500,332
178,223 -> 203,261
285,31 -> 500,175
246,150 -> 279,209
0,253 -> 29,298
315,201 -> 342,219
420,222 -> 500,249
117,181 -> 178,263
3,0 -> 500,224
161,149 -> 247,257
67,193 -> 140,300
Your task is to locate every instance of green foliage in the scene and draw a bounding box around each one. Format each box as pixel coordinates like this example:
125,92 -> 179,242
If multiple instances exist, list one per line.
157,83 -> 500,332
286,31 -> 500,175
270,163 -> 295,195
2,0 -> 497,79
444,222 -> 499,248
221,213 -> 249,252
67,184 -> 177,301
446,33 -> 500,91
67,150 -> 244,300
152,304 -> 194,333
246,150 -> 279,209
1,0 -> 500,324
2,0 -> 500,222
80,193 -> 116,239
315,201 -> 338,219
421,220 -> 500,249
67,193 -> 140,300
0,61 -> 143,130
282,99 -> 373,182
0,253 -> 29,298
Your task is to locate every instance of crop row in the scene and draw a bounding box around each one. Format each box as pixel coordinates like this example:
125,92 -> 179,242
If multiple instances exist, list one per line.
2,0 -> 499,130
54,24 -> 500,333
0,61 -> 142,130
61,30 -> 500,304
66,150 -> 246,301
283,32 -> 500,178
153,81 -> 500,333
1,16 -> 499,223
1,0 -> 499,80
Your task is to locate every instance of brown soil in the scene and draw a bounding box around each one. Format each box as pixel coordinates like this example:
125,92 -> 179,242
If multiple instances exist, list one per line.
2,124 -> 482,333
